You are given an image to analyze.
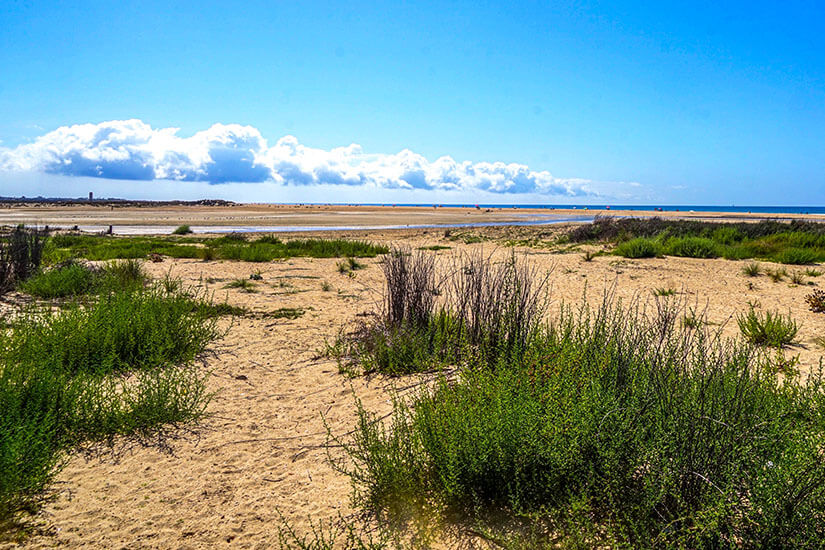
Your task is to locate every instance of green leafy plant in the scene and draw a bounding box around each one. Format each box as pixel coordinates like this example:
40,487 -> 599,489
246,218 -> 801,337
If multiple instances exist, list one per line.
614,238 -> 660,259
737,308 -> 798,347
0,282 -> 219,526
171,224 -> 193,235
337,298 -> 825,548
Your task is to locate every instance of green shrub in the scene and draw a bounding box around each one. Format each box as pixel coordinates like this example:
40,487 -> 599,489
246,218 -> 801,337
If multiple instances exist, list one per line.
172,225 -> 193,235
737,309 -> 798,347
0,283 -> 219,527
20,262 -> 96,298
774,247 -> 818,265
338,299 -> 825,548
614,238 -> 659,258
20,260 -> 146,298
664,236 -> 718,258
4,287 -> 220,376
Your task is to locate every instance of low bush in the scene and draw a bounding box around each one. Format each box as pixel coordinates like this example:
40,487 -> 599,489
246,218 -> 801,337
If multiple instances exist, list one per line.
5,287 -> 220,376
19,261 -> 96,298
337,298 -> 825,548
20,260 -> 147,299
663,236 -> 718,258
568,217 -> 825,265
614,237 -> 660,258
737,308 -> 798,347
172,225 -> 193,235
773,247 -> 818,265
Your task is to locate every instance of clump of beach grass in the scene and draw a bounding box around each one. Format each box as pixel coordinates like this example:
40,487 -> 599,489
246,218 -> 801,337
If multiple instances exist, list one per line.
0,226 -> 46,294
737,308 -> 798,347
331,248 -> 549,376
224,278 -> 258,292
742,262 -> 761,276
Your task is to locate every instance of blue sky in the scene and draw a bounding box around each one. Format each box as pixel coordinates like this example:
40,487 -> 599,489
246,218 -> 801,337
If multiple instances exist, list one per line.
1,1 -> 823,204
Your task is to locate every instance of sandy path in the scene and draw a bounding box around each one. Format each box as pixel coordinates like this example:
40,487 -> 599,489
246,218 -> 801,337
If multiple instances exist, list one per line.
9,228 -> 825,548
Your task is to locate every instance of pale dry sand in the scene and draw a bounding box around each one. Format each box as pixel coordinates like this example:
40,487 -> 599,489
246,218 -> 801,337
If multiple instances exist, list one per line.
8,223 -> 825,549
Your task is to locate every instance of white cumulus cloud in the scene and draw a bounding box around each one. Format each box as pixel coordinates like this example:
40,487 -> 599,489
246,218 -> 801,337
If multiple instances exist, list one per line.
0,119 -> 597,196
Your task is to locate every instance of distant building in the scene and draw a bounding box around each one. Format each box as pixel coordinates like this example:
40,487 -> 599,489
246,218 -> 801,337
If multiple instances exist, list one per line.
89,191 -> 94,200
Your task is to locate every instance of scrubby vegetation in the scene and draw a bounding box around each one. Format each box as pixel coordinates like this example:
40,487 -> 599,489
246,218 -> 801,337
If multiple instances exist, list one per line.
570,216 -> 825,264
331,248 -> 549,376
0,279 -> 221,533
737,309 -> 799,348
805,289 -> 825,313
326,249 -> 825,548
172,224 -> 193,235
613,237 -> 660,258
19,259 -> 147,298
0,226 -> 46,294
43,233 -> 388,264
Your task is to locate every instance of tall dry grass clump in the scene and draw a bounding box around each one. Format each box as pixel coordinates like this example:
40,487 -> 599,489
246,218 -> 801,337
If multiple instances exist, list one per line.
331,247 -> 549,375
0,226 -> 46,293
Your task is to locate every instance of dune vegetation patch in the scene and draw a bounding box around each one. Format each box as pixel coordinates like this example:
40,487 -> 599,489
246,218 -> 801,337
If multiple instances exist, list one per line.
569,216 -> 825,264
44,233 -> 388,264
19,259 -> 148,299
0,277 -> 222,536
322,248 -> 825,548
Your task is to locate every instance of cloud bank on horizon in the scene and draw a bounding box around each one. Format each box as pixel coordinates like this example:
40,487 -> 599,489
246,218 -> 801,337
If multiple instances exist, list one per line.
0,119 -> 603,197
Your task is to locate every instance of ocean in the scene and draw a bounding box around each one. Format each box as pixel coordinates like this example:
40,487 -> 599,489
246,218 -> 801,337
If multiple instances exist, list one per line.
367,204 -> 825,215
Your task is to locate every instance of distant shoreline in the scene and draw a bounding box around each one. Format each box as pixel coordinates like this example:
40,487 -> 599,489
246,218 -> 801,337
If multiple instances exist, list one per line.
1,202 -> 825,235
1,197 -> 824,215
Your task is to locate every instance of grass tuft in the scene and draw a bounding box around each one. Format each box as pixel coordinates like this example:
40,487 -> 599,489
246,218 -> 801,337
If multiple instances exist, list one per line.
737,308 -> 798,347
742,262 -> 761,276
224,278 -> 258,292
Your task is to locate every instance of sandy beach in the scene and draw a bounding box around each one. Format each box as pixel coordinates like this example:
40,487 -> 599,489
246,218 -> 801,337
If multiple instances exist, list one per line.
4,208 -> 823,548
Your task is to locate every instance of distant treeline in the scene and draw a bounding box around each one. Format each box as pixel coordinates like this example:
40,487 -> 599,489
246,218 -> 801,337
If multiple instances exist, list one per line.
0,197 -> 236,207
